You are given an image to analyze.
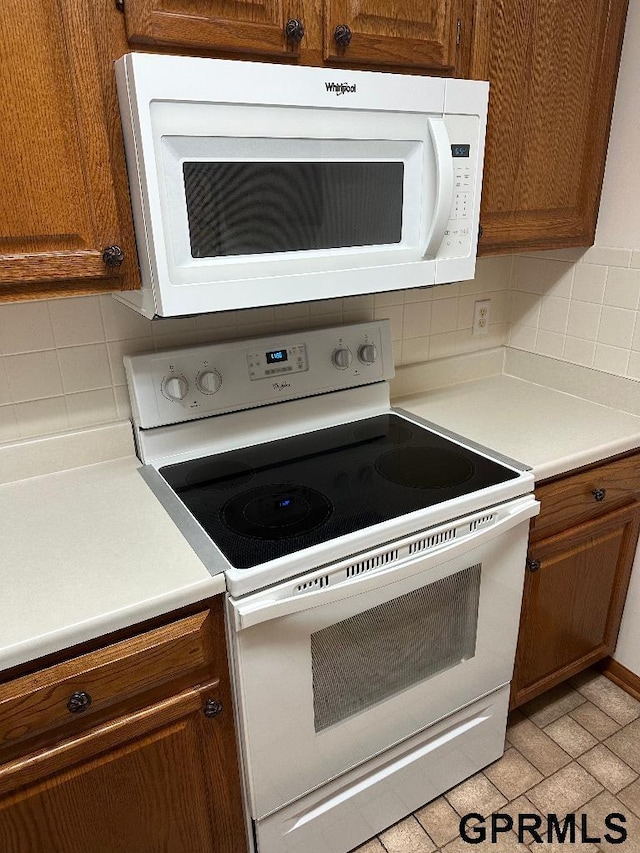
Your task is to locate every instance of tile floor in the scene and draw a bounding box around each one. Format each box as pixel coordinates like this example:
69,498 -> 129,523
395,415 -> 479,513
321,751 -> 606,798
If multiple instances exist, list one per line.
351,670 -> 640,853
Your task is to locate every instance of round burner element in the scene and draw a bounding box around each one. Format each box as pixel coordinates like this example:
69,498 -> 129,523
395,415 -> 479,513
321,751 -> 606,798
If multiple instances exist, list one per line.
221,484 -> 333,540
376,447 -> 474,489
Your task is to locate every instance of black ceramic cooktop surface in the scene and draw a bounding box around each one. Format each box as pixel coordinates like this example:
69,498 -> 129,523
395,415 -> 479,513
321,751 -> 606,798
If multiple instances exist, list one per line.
159,413 -> 519,569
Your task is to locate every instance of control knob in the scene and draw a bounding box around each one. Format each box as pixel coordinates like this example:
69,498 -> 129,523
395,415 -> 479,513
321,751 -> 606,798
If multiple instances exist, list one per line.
162,375 -> 188,402
332,347 -> 353,370
358,343 -> 378,365
196,369 -> 222,395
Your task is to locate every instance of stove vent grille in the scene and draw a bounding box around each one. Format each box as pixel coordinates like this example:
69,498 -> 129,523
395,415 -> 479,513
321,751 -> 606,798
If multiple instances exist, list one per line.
294,574 -> 330,594
469,513 -> 495,532
409,527 -> 456,554
346,549 -> 399,578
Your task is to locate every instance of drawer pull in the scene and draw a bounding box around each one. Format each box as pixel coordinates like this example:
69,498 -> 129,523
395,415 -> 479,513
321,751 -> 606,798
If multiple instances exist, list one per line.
204,699 -> 223,719
333,24 -> 353,48
526,558 -> 541,573
67,690 -> 92,714
592,487 -> 607,502
285,18 -> 305,44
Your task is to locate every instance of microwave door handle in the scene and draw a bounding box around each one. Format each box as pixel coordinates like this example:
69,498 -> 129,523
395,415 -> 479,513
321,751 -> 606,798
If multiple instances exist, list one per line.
422,117 -> 454,259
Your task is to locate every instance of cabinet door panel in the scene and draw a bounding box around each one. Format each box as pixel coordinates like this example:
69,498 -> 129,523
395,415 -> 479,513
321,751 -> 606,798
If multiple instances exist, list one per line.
0,0 -> 133,294
324,0 -> 460,70
124,0 -> 291,55
512,502 -> 640,707
0,687 -> 246,853
470,0 -> 627,254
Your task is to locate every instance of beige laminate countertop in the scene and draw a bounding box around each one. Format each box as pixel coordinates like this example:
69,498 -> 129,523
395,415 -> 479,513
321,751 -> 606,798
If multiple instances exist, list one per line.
394,364 -> 640,481
0,425 -> 226,673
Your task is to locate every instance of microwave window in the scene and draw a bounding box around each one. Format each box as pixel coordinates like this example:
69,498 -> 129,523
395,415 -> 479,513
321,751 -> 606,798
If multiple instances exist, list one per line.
183,162 -> 403,257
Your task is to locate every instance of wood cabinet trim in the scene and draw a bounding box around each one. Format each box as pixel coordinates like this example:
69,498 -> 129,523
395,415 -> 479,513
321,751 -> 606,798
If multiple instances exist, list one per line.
531,450 -> 640,542
0,682 -> 208,798
124,0 -> 291,55
0,610 -> 213,753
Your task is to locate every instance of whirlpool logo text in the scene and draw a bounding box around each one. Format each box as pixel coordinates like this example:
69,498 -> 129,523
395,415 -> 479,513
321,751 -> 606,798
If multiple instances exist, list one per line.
325,82 -> 357,96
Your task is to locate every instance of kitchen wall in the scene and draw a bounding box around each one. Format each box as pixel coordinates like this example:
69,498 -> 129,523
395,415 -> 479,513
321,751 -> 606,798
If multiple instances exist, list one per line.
0,257 -> 511,444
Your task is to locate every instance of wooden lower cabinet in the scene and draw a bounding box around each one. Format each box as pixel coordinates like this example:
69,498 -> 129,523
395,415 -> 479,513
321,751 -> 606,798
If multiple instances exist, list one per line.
511,453 -> 640,709
0,599 -> 246,853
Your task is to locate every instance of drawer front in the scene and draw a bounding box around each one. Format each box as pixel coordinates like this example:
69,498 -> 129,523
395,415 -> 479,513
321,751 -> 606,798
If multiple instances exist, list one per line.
532,452 -> 640,541
0,610 -> 214,752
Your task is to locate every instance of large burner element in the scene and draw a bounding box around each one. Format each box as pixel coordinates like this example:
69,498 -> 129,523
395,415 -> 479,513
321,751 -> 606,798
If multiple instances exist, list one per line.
222,484 -> 333,540
376,447 -> 474,489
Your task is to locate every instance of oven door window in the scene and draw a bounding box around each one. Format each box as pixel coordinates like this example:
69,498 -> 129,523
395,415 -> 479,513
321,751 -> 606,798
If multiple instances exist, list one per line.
183,161 -> 404,257
311,563 -> 481,732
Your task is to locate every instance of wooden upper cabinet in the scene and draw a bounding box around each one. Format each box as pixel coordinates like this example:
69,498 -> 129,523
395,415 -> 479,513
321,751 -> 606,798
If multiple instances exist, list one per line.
123,0 -> 294,56
470,0 -> 628,255
0,0 -> 136,300
323,0 -> 461,71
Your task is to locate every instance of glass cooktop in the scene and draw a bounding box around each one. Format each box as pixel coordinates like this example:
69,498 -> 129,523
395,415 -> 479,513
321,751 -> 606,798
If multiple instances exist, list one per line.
159,414 -> 519,569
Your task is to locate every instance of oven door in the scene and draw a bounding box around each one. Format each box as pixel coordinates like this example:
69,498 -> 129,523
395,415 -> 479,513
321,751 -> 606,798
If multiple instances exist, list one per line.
227,495 -> 538,820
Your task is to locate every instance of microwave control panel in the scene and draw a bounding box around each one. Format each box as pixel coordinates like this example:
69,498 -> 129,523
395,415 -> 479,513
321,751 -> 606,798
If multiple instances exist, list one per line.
439,114 -> 480,259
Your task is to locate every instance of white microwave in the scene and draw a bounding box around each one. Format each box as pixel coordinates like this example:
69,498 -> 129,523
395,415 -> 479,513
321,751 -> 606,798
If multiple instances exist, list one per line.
115,53 -> 488,318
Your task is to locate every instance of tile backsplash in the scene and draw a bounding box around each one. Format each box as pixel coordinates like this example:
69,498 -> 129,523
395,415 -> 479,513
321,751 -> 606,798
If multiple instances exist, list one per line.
3,244 -> 640,445
508,246 -> 640,381
0,256 -> 511,442
5,246 -> 640,442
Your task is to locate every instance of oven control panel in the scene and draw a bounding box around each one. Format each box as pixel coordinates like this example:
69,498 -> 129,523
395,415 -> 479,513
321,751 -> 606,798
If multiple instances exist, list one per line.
125,321 -> 393,430
247,343 -> 308,381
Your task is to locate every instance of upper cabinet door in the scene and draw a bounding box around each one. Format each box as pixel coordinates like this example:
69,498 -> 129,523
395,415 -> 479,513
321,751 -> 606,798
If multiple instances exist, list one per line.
323,0 -> 461,71
0,0 -> 135,299
470,0 -> 628,255
123,0 -> 293,56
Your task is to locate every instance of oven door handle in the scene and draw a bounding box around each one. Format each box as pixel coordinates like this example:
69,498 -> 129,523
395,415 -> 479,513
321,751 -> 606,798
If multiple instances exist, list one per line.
422,117 -> 454,259
230,496 -> 539,630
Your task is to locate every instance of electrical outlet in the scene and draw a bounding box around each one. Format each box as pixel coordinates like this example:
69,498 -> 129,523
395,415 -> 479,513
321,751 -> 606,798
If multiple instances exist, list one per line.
473,299 -> 490,335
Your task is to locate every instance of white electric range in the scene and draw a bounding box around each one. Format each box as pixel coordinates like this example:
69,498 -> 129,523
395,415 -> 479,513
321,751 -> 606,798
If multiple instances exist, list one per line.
124,320 -> 538,853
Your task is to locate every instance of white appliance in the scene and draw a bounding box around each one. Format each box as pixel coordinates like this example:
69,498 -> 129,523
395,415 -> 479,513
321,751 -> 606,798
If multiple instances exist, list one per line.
115,54 -> 489,318
124,321 -> 538,853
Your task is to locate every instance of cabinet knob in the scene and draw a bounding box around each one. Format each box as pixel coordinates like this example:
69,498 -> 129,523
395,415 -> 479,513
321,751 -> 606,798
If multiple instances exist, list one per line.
526,558 -> 541,573
67,690 -> 92,713
204,699 -> 223,719
102,245 -> 125,267
285,18 -> 305,44
592,487 -> 607,502
333,24 -> 353,48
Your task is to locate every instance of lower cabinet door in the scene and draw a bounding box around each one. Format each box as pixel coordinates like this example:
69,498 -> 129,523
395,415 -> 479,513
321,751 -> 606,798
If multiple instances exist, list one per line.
0,685 -> 246,853
511,502 -> 640,708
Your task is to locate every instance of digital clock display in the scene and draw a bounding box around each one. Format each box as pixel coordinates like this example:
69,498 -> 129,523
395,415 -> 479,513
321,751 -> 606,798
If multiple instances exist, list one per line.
266,349 -> 288,364
451,144 -> 471,158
